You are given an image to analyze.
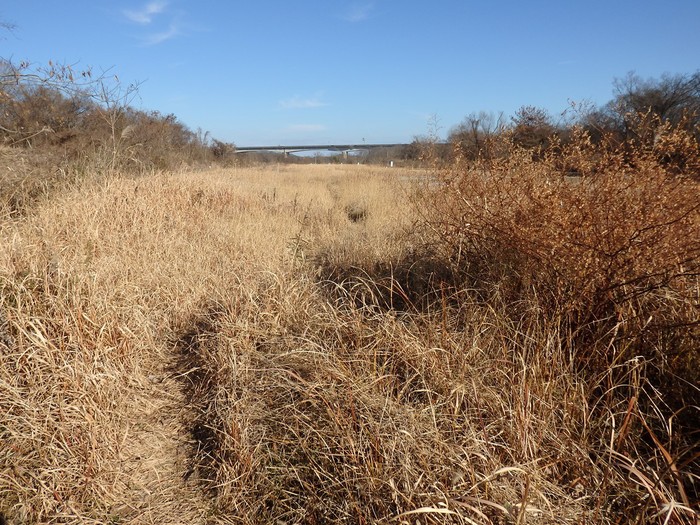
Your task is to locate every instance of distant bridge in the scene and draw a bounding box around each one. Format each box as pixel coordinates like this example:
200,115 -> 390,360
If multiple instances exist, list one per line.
234,143 -> 408,156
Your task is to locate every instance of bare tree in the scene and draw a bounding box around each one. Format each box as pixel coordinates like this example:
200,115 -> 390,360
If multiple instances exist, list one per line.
91,76 -> 142,171
449,111 -> 506,160
613,71 -> 700,123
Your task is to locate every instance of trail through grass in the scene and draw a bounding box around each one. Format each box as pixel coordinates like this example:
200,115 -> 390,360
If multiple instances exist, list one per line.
0,162 -> 697,524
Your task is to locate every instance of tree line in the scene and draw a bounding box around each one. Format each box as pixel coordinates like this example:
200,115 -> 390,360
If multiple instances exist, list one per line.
0,59 -> 237,173
2,57 -> 698,172
403,71 -> 700,174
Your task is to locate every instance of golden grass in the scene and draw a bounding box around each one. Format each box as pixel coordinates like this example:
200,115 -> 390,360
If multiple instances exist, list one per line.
0,164 -> 412,523
0,161 -> 697,524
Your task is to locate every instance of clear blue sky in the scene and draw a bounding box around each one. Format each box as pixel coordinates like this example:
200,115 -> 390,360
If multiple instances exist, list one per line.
2,1 -> 699,146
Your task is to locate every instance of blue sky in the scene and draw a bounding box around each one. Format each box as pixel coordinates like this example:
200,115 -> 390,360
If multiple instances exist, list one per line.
2,1 -> 699,146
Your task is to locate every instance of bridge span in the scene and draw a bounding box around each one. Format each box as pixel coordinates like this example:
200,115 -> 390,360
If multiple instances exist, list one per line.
234,143 -> 407,156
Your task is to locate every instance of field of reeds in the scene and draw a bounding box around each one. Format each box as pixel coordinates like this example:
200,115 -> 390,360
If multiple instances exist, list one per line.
0,131 -> 698,524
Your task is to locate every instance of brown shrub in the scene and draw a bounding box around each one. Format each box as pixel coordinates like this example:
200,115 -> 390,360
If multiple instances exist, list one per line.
423,128 -> 699,516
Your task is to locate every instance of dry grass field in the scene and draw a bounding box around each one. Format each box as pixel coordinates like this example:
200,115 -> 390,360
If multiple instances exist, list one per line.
0,158 -> 698,524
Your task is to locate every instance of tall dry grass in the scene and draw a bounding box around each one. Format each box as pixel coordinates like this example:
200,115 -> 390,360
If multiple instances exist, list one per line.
0,157 -> 697,524
0,145 -> 85,218
0,164 -> 416,523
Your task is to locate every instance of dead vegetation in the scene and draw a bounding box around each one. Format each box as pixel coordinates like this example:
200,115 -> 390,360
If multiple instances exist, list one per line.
0,137 -> 698,525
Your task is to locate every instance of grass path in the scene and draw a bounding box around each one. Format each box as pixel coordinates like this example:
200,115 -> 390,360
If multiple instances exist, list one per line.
107,349 -> 212,524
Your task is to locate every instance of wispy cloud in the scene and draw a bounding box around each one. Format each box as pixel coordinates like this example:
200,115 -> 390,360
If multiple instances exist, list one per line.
343,3 -> 374,22
124,1 -> 168,24
123,1 -> 187,46
279,95 -> 329,109
143,24 -> 180,45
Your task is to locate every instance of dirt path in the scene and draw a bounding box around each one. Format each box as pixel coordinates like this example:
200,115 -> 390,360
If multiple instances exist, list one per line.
108,353 -> 212,525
